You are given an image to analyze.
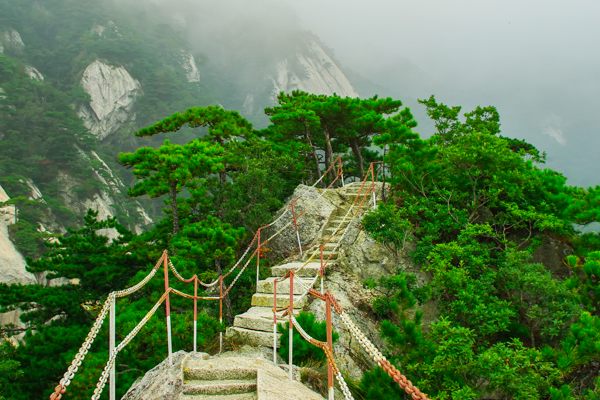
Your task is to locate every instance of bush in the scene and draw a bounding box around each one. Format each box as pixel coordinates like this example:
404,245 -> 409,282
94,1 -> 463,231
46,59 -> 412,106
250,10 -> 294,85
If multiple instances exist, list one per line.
278,312 -> 338,365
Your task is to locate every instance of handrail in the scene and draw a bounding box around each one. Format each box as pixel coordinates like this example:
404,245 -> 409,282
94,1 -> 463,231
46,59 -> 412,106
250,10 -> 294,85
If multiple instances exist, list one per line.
47,157 -> 419,400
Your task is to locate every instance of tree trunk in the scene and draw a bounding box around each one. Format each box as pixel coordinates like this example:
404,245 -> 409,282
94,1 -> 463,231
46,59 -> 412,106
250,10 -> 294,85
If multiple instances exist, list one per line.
302,122 -> 323,187
170,181 -> 179,235
215,258 -> 233,325
349,137 -> 364,181
321,122 -> 335,183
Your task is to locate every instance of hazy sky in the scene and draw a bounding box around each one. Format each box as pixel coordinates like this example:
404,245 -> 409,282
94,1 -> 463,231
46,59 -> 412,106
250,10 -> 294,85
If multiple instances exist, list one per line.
283,0 -> 600,186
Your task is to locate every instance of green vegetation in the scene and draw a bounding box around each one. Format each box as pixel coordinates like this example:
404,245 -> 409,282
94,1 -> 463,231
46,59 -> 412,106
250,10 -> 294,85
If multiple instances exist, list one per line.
278,312 -> 339,365
359,96 -> 600,398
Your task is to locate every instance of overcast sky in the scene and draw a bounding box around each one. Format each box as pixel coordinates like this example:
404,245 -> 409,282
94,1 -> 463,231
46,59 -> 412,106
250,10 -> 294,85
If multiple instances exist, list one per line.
283,0 -> 600,187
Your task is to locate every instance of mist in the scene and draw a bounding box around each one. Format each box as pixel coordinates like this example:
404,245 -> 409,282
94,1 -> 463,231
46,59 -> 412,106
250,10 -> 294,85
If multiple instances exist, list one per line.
283,0 -> 600,187
117,0 -> 599,187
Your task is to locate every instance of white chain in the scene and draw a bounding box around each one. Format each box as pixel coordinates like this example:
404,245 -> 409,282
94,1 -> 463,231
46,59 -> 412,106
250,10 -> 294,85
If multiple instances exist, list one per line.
336,371 -> 355,400
91,290 -> 169,400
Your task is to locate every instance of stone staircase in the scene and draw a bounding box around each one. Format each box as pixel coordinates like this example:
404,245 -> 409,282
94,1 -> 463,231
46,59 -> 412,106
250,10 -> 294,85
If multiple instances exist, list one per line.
177,352 -> 325,400
181,357 -> 258,399
226,182 -> 378,349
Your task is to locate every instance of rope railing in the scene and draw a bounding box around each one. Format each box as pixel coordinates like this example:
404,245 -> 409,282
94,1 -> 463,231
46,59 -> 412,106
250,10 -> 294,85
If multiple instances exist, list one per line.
48,157 -> 428,400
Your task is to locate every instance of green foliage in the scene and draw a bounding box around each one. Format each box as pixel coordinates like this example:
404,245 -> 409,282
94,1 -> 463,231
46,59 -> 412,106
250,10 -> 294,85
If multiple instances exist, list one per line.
362,202 -> 413,257
0,341 -> 22,400
565,253 -> 600,316
278,312 -> 338,365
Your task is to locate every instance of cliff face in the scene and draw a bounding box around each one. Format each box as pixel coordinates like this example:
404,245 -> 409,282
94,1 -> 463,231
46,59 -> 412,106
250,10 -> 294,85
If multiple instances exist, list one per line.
78,60 -> 141,140
0,185 -> 36,285
271,40 -> 358,100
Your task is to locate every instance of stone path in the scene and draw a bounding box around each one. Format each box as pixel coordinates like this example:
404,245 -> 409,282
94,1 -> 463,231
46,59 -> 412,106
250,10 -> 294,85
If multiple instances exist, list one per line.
226,182 -> 370,349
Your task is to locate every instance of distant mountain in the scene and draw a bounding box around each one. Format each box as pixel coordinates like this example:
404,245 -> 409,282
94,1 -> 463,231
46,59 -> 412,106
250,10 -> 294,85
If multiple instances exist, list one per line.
0,0 -> 360,282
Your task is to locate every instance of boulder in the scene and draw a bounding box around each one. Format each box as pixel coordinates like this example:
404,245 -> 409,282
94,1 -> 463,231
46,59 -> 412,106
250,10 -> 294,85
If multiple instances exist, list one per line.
78,60 -> 141,140
264,184 -> 344,259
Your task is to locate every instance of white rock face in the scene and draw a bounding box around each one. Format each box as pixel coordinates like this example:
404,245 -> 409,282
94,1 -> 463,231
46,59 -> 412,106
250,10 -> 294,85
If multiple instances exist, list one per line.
0,185 -> 36,285
78,60 -> 141,140
57,171 -> 120,241
180,52 -> 200,82
24,66 -> 44,82
272,40 -> 358,99
1,29 -> 25,52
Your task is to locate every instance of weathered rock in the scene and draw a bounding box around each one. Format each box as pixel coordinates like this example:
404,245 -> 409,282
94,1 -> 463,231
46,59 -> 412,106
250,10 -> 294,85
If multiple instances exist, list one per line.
122,350 -> 188,400
272,40 -> 358,99
529,235 -> 574,280
264,185 -> 344,258
0,184 -> 36,285
123,349 -> 324,400
180,51 -> 200,82
1,29 -> 25,54
78,60 -> 141,140
24,65 -> 44,82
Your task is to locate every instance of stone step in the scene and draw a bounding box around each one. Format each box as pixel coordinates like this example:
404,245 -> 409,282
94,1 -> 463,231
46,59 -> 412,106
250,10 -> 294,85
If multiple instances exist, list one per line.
180,392 -> 257,400
257,277 -> 314,294
182,379 -> 256,396
185,366 -> 257,381
271,262 -> 321,277
251,293 -> 307,309
233,307 -> 277,332
226,327 -> 280,348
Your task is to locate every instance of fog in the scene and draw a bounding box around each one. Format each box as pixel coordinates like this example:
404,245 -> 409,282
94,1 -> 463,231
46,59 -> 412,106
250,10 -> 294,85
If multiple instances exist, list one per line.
122,0 -> 599,187
283,0 -> 600,187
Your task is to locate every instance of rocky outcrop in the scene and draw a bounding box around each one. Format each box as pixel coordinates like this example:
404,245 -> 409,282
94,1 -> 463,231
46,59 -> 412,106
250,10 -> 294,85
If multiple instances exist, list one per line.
24,66 -> 44,82
123,348 -> 324,400
272,40 -> 358,99
0,185 -> 36,285
56,171 -> 120,241
78,60 -> 141,140
0,29 -> 25,54
180,51 -> 200,82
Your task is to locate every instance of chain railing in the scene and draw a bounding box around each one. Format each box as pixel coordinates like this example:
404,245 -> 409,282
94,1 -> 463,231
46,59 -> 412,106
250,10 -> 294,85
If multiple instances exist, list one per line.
48,156 -> 429,400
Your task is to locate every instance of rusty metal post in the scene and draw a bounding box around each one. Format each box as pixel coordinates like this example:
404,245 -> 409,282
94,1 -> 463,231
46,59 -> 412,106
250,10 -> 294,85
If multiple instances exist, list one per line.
289,271 -> 294,381
164,255 -> 173,366
256,229 -> 261,293
291,204 -> 303,256
273,278 -> 278,364
371,166 -> 377,208
326,295 -> 334,400
109,295 -> 115,400
219,276 -> 223,354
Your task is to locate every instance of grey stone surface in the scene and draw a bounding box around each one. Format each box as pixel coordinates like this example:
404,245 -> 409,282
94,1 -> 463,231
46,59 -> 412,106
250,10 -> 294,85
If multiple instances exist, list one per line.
123,350 -> 324,400
78,60 -> 141,140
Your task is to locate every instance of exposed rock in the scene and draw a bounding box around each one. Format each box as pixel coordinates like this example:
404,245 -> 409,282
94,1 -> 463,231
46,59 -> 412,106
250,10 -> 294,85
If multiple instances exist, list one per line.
122,350 -> 188,400
272,40 -> 358,99
264,184 -> 344,259
1,29 -> 25,53
56,171 -> 120,241
180,51 -> 200,82
530,235 -> 574,280
78,60 -> 141,140
123,349 -> 324,400
0,309 -> 27,344
0,185 -> 36,285
24,66 -> 44,82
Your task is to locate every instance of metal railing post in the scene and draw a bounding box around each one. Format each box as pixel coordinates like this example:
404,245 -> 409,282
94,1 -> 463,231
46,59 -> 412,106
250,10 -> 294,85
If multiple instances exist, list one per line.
273,278 -> 278,364
109,295 -> 116,400
256,230 -> 261,292
289,272 -> 294,381
291,204 -> 303,256
219,276 -> 223,354
371,166 -> 377,208
193,276 -> 198,353
320,245 -> 324,294
326,295 -> 334,400
164,255 -> 173,366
